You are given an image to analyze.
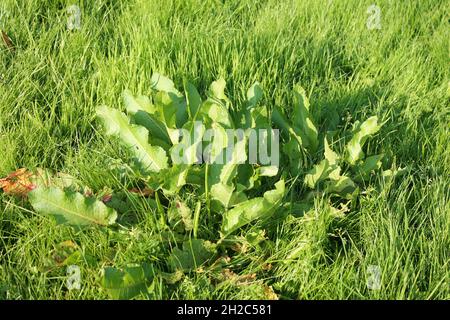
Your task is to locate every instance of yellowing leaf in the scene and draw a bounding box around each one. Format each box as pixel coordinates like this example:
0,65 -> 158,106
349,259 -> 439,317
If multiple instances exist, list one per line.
0,168 -> 36,197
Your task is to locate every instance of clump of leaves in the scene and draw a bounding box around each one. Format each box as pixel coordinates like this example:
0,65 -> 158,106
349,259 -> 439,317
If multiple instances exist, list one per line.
0,73 -> 391,299
96,73 -> 285,239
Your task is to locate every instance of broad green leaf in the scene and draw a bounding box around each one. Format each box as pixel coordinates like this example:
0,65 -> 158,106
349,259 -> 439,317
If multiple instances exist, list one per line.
249,107 -> 269,128
203,123 -> 228,163
168,239 -> 216,272
29,187 -> 117,228
184,81 -> 202,118
258,165 -> 278,177
272,106 -> 293,135
102,263 -> 156,300
236,164 -> 256,190
325,175 -> 356,194
221,179 -> 285,236
345,116 -> 381,165
323,138 -> 341,180
97,105 -> 168,173
305,138 -> 343,188
324,138 -> 339,166
290,202 -> 314,217
208,78 -> 228,103
153,91 -> 188,129
237,82 -> 265,129
150,73 -> 181,96
272,106 -> 304,174
246,82 -> 263,109
229,188 -> 248,207
122,90 -> 155,115
272,106 -> 303,148
208,132 -> 247,208
199,100 -> 233,128
382,166 -> 408,180
292,85 -> 318,153
159,165 -> 189,195
283,138 -> 304,175
304,159 -> 329,189
123,90 -> 171,147
150,73 -> 188,128
355,154 -> 383,181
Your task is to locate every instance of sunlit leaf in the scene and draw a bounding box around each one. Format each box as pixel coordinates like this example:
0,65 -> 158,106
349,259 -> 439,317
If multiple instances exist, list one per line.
325,175 -> 356,195
345,116 -> 381,165
29,186 -> 117,228
208,78 -> 229,104
221,179 -> 285,236
304,159 -> 329,189
246,82 -> 263,109
184,81 -> 202,118
292,85 -> 318,153
168,239 -> 216,272
97,105 -> 168,173
123,90 -> 171,147
102,263 -> 156,300
355,154 -> 383,181
150,73 -> 181,96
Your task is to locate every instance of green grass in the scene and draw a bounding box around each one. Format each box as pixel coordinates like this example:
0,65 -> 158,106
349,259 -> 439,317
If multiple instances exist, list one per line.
0,0 -> 448,299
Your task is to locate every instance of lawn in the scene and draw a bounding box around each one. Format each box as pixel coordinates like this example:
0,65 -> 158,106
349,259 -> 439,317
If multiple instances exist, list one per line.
0,0 -> 448,300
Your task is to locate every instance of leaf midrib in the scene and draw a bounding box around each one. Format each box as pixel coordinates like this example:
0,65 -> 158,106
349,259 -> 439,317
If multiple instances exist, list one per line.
38,189 -> 108,226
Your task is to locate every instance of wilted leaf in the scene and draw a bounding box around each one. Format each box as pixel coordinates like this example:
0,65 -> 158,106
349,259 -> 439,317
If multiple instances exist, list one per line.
128,187 -> 154,197
1,30 -> 15,52
50,240 -> 81,267
0,168 -> 36,197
